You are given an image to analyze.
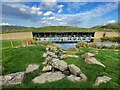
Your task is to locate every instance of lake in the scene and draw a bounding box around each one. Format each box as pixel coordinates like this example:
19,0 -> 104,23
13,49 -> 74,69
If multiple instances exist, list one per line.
57,42 -> 119,50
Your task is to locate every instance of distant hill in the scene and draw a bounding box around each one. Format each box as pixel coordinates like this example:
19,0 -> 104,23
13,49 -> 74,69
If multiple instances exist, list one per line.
1,23 -> 119,33
1,25 -> 34,33
92,23 -> 119,31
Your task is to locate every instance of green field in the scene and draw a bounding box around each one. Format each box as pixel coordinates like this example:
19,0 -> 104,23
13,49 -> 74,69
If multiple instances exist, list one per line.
2,41 -> 120,89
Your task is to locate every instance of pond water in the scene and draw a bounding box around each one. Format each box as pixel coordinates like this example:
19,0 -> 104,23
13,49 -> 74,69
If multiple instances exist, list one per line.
57,42 -> 119,50
97,41 -> 119,46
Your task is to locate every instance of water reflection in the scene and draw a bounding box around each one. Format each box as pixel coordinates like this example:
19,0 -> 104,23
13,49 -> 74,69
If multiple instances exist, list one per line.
57,42 -> 119,50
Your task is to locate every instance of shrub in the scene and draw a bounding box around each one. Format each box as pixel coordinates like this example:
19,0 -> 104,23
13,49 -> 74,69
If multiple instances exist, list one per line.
76,42 -> 88,48
66,48 -> 78,55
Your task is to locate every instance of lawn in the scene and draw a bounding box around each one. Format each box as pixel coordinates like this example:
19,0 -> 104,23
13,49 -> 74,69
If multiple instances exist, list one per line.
2,44 -> 119,89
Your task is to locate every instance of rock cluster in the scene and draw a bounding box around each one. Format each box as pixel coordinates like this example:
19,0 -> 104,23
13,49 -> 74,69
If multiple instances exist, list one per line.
0,72 -> 25,86
1,46 -> 111,87
32,45 -> 87,84
82,50 -> 105,67
0,64 -> 40,86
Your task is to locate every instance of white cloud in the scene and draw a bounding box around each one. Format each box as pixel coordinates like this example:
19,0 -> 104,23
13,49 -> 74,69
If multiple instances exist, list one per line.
0,23 -> 11,26
37,11 -> 43,16
57,4 -> 64,14
58,9 -> 63,13
20,8 -> 26,12
3,3 -> 43,18
31,6 -> 41,11
107,20 -> 116,23
58,5 -> 64,9
40,0 -> 57,10
48,17 -> 55,20
44,11 -> 54,16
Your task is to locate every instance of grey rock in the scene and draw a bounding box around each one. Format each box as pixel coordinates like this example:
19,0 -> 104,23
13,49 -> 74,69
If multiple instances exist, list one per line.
61,54 -> 79,59
43,53 -> 47,58
2,72 -> 25,86
62,70 -> 71,76
80,73 -> 87,81
67,75 -> 81,82
25,64 -> 40,73
32,71 -> 65,84
68,64 -> 81,75
45,56 -> 52,63
46,51 -> 58,58
0,76 -> 2,85
47,45 -> 58,51
85,57 -> 105,67
94,76 -> 112,86
42,65 -> 52,72
82,53 -> 94,58
51,60 -> 68,71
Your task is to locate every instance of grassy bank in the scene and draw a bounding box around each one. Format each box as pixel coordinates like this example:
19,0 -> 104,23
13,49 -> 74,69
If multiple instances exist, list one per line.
101,36 -> 120,43
2,45 -> 119,88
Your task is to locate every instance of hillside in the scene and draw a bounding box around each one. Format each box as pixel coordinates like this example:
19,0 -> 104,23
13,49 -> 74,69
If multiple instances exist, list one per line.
1,25 -> 34,33
92,23 -> 119,31
1,23 -> 119,33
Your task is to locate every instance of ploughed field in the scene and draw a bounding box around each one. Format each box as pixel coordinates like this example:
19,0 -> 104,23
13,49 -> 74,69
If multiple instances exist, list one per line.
2,43 -> 119,89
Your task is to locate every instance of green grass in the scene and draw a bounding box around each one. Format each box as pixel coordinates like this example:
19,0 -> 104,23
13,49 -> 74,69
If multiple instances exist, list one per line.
2,45 -> 119,88
1,40 -> 24,49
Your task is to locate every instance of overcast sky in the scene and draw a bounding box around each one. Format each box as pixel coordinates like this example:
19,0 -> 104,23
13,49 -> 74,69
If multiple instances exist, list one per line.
1,0 -> 119,28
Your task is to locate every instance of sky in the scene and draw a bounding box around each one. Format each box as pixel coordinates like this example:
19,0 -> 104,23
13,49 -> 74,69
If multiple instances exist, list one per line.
1,0 -> 119,28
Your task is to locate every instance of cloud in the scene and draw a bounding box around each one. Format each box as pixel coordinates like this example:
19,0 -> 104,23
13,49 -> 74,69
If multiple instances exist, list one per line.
58,4 -> 64,9
57,4 -> 64,14
44,11 -> 54,16
40,0 -> 57,10
58,9 -> 63,13
107,20 -> 116,23
2,3 -> 43,19
0,23 -> 12,26
37,2 -> 117,27
31,6 -> 41,11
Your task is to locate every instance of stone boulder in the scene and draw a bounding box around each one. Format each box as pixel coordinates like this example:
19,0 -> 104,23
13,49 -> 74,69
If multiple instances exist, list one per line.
94,76 -> 112,86
45,56 -> 52,63
82,53 -> 94,58
68,64 -> 81,75
2,72 -> 25,86
85,57 -> 105,67
25,64 -> 40,73
61,54 -> 79,59
46,51 -> 57,58
51,60 -> 68,71
32,71 -> 65,84
80,73 -> 87,81
42,65 -> 52,72
67,75 -> 81,82
43,53 -> 47,58
47,45 -> 58,51
0,76 -> 2,85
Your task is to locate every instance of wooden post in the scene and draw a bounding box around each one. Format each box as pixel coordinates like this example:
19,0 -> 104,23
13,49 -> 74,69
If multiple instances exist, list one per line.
10,39 -> 13,48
